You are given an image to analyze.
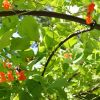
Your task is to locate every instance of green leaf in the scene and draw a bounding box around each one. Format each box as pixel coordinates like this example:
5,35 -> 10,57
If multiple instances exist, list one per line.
84,39 -> 98,58
2,16 -> 18,30
57,88 -> 68,100
96,65 -> 100,74
18,16 -> 40,41
10,38 -> 30,50
33,74 -> 46,85
19,90 -> 33,100
0,84 -> 11,100
90,30 -> 100,40
44,34 -> 57,49
0,16 -> 18,34
25,79 -> 42,99
11,55 -> 24,65
62,63 -> 69,72
13,1 -> 36,9
49,78 -> 67,89
20,50 -> 34,60
0,29 -> 14,50
64,37 -> 77,48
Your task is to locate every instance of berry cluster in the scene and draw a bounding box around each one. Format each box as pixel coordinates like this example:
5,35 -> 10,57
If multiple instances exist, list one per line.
86,2 -> 95,24
0,61 -> 26,83
64,53 -> 72,59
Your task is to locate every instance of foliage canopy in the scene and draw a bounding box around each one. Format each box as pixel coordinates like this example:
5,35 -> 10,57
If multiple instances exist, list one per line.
0,0 -> 100,100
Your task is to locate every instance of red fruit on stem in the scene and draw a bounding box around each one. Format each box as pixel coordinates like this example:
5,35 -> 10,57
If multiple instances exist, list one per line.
0,72 -> 6,83
2,0 -> 11,10
86,15 -> 92,24
7,71 -> 14,82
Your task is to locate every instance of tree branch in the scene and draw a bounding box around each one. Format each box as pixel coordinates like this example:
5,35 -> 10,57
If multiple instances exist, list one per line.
74,83 -> 100,97
41,25 -> 95,76
0,10 -> 100,30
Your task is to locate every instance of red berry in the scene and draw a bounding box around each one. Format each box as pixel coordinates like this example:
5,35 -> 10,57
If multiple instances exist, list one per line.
0,72 -> 6,83
86,15 -> 92,24
7,71 -> 14,82
16,71 -> 26,81
2,0 -> 11,10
